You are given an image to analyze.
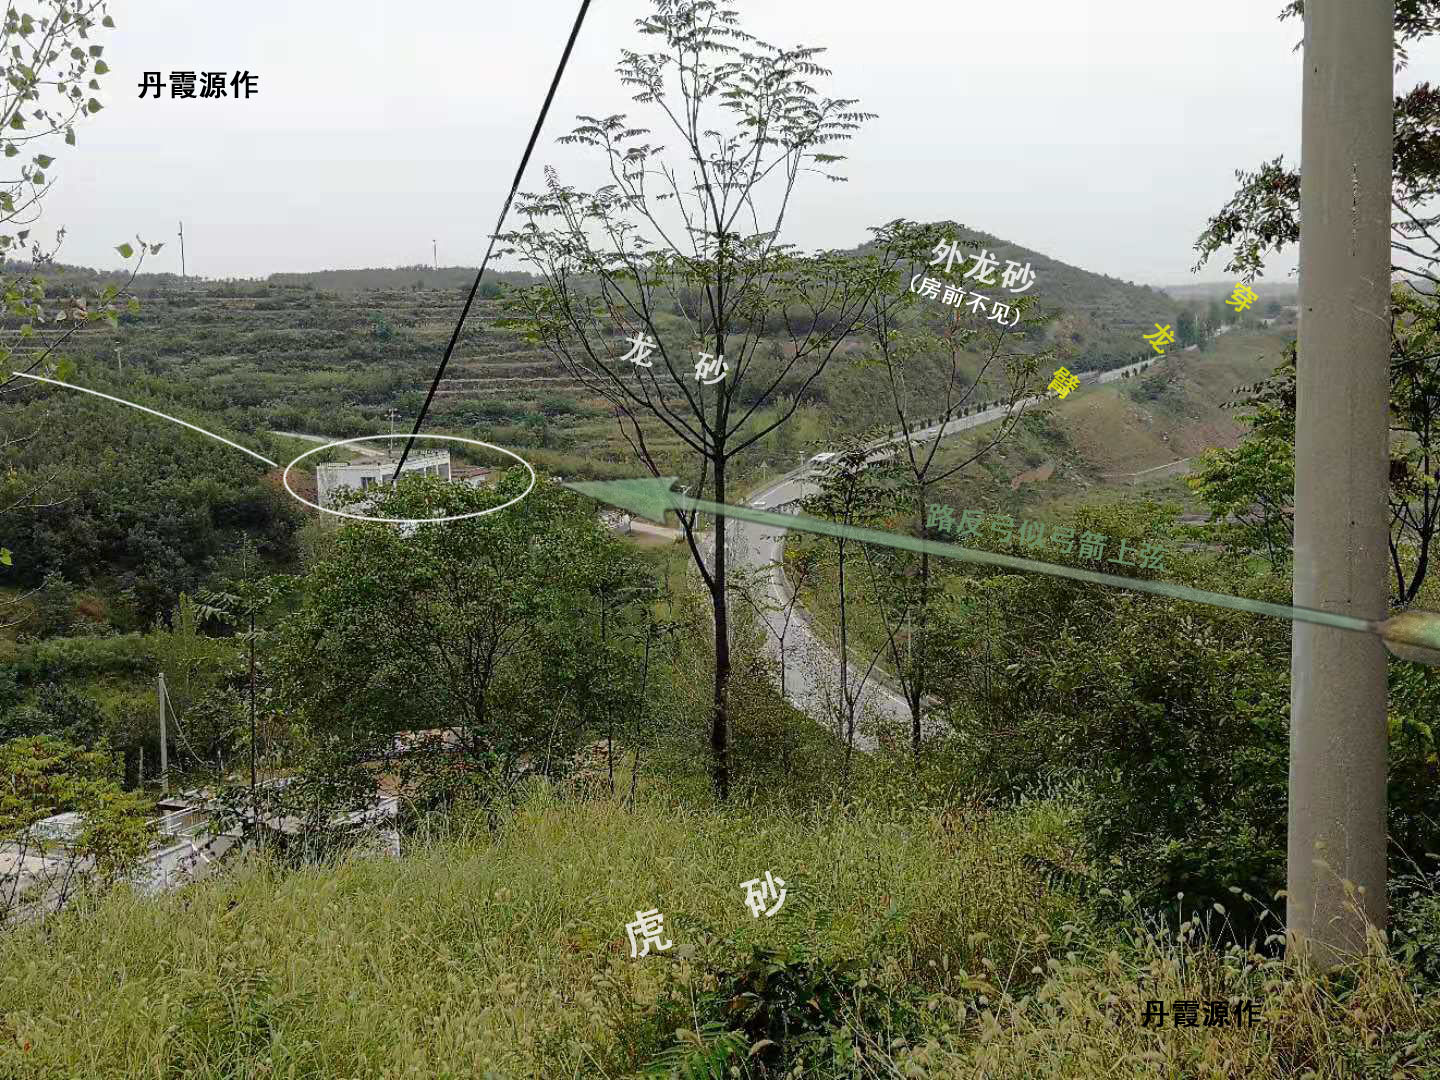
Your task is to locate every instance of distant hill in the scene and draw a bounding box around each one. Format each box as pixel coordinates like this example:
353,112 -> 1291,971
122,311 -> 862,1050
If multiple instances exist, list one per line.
0,261 -> 543,295
4,232 -> 1225,485
851,222 -> 1187,375
266,266 -> 540,294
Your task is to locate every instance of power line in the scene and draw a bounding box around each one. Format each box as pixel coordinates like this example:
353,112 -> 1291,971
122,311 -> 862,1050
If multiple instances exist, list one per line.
392,0 -> 593,482
161,677 -> 212,772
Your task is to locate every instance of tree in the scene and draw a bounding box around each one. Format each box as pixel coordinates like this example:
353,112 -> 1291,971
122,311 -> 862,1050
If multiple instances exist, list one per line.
1188,345 -> 1297,573
1193,3 -> 1440,604
193,544 -> 297,828
774,543 -> 820,704
0,1 -> 159,597
145,592 -> 242,779
580,559 -> 660,794
1205,298 -> 1227,340
20,569 -> 76,638
0,679 -> 106,747
1176,307 -> 1198,348
272,470 -> 637,817
498,1 -> 917,800
1191,287 -> 1440,604
799,439 -> 897,773
0,734 -> 151,926
864,285 -> 1045,758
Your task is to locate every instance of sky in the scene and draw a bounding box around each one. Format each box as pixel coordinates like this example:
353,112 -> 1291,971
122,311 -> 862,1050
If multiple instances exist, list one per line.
40,0 -> 1432,286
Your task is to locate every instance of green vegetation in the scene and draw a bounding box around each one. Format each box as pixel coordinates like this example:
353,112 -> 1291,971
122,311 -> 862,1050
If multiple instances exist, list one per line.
4,3 -> 1439,1076
2,785 -> 1438,1077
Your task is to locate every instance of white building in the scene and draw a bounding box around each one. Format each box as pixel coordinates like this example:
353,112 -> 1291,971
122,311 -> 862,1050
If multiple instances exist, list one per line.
315,450 -> 451,511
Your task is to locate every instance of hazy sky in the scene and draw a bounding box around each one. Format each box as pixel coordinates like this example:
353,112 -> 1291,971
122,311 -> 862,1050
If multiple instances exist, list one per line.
43,1 -> 1431,286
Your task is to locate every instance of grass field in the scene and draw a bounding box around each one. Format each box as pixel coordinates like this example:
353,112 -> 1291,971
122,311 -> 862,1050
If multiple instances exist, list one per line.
0,781 -> 1432,1079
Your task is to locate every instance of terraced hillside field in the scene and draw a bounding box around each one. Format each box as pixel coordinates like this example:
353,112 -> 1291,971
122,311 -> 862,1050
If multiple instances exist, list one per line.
12,238 -> 1239,485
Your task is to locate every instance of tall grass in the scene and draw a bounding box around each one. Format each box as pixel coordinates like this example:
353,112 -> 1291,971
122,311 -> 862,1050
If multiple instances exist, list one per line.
2,783 -> 1436,1077
0,784 -> 1077,1078
885,912 -> 1440,1078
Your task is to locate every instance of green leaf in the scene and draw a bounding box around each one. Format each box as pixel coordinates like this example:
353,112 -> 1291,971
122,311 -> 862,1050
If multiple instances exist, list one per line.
64,127 -> 74,146
115,242 -> 133,258
55,355 -> 74,381
0,549 -> 10,566
149,242 -> 164,255
4,144 -> 16,157
92,60 -> 108,75
9,113 -> 23,130
102,15 -> 114,27
86,98 -> 101,114
31,169 -> 43,185
88,45 -> 103,57
32,153 -> 52,167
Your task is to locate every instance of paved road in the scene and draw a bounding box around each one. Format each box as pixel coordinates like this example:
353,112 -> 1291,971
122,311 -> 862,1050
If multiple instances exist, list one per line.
1101,457 -> 1193,482
724,353 -> 1165,746
269,431 -> 385,456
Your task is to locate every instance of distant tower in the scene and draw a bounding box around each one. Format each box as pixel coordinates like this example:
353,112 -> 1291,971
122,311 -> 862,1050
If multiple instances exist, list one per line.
178,221 -> 186,279
432,239 -> 437,270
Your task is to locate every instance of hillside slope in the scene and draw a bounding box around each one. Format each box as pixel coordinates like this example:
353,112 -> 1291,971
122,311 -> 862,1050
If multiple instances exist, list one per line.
920,328 -> 1295,520
19,232 -> 1198,488
0,785 -> 1426,1079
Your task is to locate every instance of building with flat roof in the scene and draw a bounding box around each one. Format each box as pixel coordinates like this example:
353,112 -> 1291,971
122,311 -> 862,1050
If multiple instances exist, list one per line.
315,450 -> 450,510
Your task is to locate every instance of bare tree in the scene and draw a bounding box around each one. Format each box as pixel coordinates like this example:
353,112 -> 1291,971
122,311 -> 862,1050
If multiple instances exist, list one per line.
499,0 -> 930,799
861,280 -> 1046,758
799,439 -> 896,774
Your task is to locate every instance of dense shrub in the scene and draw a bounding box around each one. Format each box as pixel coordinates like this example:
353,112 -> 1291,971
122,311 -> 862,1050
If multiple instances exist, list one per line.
928,501 -> 1440,937
0,682 -> 109,748
10,633 -> 151,682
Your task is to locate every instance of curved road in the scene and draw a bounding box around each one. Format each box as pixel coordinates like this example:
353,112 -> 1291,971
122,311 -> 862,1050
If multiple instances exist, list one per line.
726,354 -> 1165,747
276,355 -> 1164,748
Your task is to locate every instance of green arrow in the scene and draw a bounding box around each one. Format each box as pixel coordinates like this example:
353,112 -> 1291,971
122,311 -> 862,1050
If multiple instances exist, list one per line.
565,475 -> 1440,664
567,475 -> 683,524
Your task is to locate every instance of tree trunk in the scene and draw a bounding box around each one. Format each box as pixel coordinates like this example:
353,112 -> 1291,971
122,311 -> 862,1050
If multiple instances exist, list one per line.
839,532 -> 854,775
912,484 -> 929,761
779,632 -> 786,702
711,453 -> 731,802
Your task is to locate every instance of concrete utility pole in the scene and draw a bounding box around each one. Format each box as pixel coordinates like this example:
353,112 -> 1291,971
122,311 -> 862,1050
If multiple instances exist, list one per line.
158,673 -> 169,793
1288,0 -> 1393,967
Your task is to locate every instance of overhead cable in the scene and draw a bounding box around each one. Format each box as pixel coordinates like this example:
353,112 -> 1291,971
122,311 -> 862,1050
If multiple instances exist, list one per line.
392,0 -> 594,481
